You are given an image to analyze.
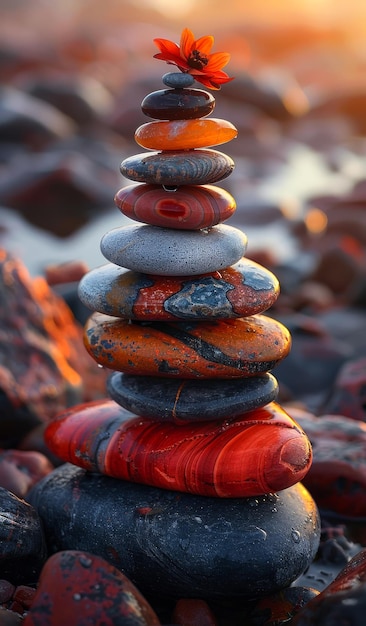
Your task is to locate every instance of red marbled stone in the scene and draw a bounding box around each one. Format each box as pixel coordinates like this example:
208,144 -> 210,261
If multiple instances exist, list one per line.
78,258 -> 280,321
23,550 -> 160,626
45,400 -> 312,497
83,313 -> 291,378
134,118 -> 238,150
114,183 -> 236,229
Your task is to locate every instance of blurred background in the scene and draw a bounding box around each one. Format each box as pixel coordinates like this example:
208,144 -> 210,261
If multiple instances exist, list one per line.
1,0 -> 366,276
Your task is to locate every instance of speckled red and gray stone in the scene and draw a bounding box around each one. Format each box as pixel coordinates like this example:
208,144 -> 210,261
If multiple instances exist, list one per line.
78,258 -> 279,321
23,550 -> 161,626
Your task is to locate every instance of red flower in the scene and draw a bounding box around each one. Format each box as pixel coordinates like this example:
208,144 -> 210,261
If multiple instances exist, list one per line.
153,27 -> 233,90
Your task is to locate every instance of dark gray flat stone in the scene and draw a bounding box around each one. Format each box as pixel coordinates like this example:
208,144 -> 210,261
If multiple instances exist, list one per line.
107,372 -> 279,422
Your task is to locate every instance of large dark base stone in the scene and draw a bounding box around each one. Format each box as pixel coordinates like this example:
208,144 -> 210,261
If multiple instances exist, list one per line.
107,371 -> 279,422
27,464 -> 320,603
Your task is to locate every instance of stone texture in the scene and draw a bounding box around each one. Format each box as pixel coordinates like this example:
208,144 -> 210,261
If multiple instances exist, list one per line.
134,118 -> 237,150
22,550 -> 161,626
291,548 -> 366,626
120,149 -> 235,186
0,487 -> 47,585
44,400 -> 312,497
0,450 -> 53,498
0,249 -> 108,448
100,223 -> 248,276
27,463 -> 320,602
78,258 -> 279,321
141,88 -> 215,120
322,357 -> 366,422
107,371 -> 279,422
114,183 -> 236,230
83,313 -> 291,378
287,406 -> 366,518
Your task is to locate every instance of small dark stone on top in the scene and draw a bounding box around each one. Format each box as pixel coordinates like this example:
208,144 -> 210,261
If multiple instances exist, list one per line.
162,72 -> 195,88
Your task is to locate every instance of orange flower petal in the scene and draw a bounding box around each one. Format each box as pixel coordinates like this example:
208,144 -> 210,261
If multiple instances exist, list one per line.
205,51 -> 231,72
193,35 -> 214,56
153,37 -> 181,59
180,28 -> 195,60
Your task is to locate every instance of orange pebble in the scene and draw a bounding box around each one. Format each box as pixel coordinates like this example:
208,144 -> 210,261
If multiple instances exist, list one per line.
134,118 -> 238,150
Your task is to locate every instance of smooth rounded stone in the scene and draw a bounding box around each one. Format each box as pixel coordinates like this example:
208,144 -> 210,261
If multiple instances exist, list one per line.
120,149 -> 235,186
172,599 -> 217,626
83,313 -> 291,378
291,548 -> 366,626
0,487 -> 47,585
114,183 -> 236,229
22,551 -> 161,626
141,88 -> 215,120
288,407 -> 366,518
249,587 -> 319,625
0,450 -> 53,498
107,372 -> 279,423
100,224 -> 248,276
162,72 -> 195,88
134,118 -> 238,150
78,258 -> 279,321
45,400 -> 312,497
322,356 -> 366,421
27,463 -> 321,602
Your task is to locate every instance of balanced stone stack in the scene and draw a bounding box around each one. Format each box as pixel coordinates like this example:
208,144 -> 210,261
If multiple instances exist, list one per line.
34,72 -> 320,603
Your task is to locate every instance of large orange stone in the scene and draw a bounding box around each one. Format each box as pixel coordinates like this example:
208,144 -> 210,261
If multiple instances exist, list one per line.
83,313 -> 291,378
134,118 -> 238,150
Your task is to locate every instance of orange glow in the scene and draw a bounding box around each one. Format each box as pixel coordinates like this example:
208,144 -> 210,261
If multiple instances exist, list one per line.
305,208 -> 328,235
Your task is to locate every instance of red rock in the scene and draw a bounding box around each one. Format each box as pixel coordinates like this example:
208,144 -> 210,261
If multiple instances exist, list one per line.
309,234 -> 366,303
0,450 -> 53,498
83,313 -> 291,379
172,599 -> 218,626
249,586 -> 319,625
22,550 -> 161,626
45,261 -> 89,287
322,357 -> 366,422
45,399 -> 312,498
291,548 -> 366,625
286,406 -> 366,517
0,581 -> 15,605
9,586 -> 35,614
0,249 -> 108,447
114,183 -> 236,230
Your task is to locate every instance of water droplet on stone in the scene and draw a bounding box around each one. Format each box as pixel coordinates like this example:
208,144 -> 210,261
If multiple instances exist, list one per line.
291,530 -> 301,543
73,593 -> 81,601
79,555 -> 92,568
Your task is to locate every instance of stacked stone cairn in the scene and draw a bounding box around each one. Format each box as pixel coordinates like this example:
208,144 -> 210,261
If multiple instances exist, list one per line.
42,71 -> 320,603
